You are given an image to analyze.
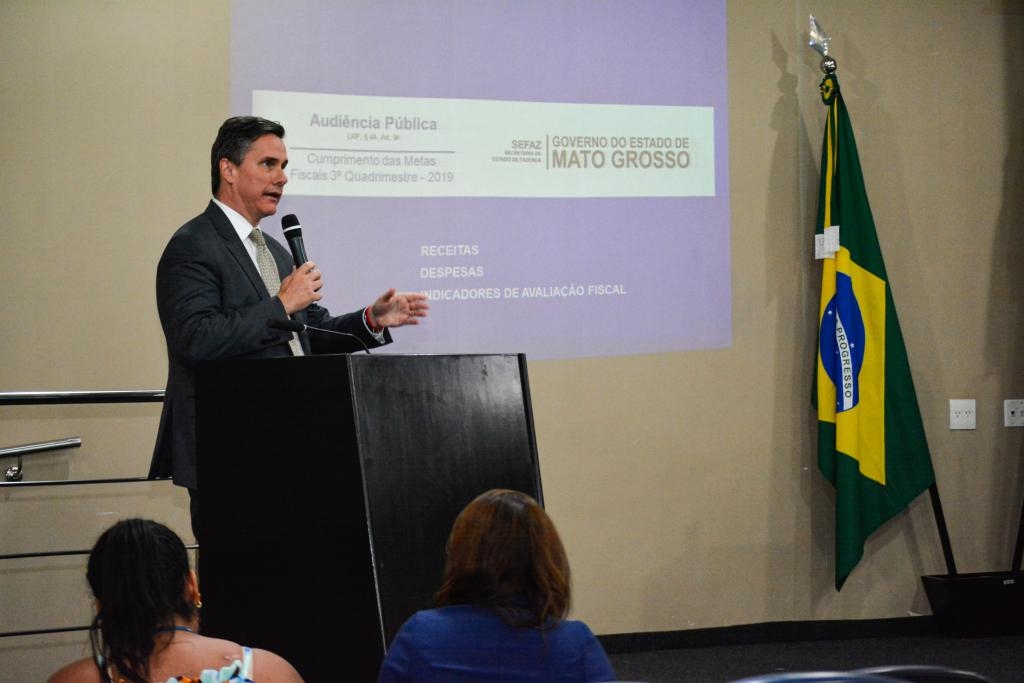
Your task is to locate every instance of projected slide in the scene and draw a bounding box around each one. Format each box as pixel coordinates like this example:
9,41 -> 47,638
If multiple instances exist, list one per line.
254,91 -> 714,198
232,1 -> 730,359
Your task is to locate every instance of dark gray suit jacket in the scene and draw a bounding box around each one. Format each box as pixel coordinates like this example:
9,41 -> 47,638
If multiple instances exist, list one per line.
149,201 -> 391,489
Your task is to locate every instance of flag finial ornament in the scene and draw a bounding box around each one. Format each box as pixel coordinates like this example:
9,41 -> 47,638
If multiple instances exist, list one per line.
808,15 -> 831,56
808,15 -> 838,76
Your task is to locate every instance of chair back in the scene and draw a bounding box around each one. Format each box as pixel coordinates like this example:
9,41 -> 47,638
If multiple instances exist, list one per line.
728,672 -> 901,683
850,665 -> 991,682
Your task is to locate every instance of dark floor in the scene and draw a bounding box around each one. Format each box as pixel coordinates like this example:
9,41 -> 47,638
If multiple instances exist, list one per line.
607,634 -> 1024,683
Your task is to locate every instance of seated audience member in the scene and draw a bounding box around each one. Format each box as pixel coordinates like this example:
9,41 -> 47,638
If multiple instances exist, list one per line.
378,488 -> 616,682
48,518 -> 303,683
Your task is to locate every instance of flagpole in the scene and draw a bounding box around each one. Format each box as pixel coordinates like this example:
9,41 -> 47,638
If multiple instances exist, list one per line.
927,484 -> 957,575
1011,487 -> 1024,571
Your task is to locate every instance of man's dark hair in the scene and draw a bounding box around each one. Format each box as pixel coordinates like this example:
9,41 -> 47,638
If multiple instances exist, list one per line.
210,116 -> 285,195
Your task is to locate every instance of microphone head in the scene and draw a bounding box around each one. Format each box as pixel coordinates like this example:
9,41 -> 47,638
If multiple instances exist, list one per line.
281,213 -> 301,235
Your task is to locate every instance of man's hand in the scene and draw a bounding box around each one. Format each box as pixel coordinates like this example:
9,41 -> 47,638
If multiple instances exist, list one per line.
277,261 -> 323,315
370,288 -> 429,328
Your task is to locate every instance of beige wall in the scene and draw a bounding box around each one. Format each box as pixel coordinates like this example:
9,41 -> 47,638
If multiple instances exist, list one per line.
2,1 -> 1022,680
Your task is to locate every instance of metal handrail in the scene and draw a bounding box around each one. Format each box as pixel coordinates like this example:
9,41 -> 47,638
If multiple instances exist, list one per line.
1,438 -> 82,459
1,476 -> 165,488
1,542 -> 198,562
2,626 -> 90,638
3,440 -> 82,483
2,438 -> 83,482
0,548 -> 94,560
0,390 -> 164,405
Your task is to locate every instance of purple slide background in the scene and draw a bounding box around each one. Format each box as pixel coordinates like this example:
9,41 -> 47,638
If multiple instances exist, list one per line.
232,1 -> 730,359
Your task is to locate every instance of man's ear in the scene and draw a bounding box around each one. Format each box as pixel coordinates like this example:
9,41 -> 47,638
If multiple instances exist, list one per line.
219,158 -> 235,187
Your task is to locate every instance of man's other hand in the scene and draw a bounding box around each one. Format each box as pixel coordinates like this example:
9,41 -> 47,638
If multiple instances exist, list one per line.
370,289 -> 430,328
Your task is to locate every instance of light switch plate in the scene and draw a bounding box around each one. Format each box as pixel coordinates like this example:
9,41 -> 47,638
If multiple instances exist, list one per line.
950,399 -> 976,430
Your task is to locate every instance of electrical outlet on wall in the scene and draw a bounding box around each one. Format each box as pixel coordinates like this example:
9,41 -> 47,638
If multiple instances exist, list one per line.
949,399 -> 976,430
1005,399 -> 1024,428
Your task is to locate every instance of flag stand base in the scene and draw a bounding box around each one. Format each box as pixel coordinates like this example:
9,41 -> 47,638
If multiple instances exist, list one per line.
921,571 -> 1024,637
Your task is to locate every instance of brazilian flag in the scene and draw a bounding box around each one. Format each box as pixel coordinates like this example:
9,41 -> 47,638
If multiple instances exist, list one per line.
814,73 -> 935,590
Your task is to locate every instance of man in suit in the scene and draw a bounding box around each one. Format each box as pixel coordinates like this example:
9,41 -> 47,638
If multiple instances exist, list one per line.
149,116 -> 428,537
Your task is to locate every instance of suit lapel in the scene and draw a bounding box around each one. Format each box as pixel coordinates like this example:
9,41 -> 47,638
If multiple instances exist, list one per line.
204,201 -> 269,298
204,202 -> 312,353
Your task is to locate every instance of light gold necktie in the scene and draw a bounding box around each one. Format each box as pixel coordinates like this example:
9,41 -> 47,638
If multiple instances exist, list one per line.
250,228 -> 304,356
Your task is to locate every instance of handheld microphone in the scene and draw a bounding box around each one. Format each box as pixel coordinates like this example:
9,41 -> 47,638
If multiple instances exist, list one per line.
267,319 -> 371,354
280,214 -> 308,267
281,213 -> 321,308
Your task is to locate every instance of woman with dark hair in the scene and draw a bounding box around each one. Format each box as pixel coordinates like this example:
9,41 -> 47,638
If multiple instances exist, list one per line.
378,489 -> 616,682
48,518 -> 303,683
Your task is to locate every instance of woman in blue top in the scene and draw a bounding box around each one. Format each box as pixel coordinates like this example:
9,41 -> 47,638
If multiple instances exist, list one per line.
378,489 -> 616,682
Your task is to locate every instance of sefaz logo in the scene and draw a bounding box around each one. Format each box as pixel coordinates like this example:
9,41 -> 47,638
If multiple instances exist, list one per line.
820,272 -> 865,412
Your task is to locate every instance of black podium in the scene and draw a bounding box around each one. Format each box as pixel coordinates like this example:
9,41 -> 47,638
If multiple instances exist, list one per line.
195,353 -> 542,682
